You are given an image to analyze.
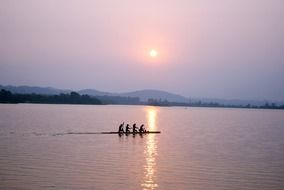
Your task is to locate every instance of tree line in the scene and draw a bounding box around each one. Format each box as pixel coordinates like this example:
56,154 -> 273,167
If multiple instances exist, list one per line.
0,89 -> 102,105
147,98 -> 284,109
1,89 -> 283,109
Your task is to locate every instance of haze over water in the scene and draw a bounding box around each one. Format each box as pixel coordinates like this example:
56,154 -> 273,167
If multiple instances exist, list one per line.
1,0 -> 284,101
0,104 -> 283,190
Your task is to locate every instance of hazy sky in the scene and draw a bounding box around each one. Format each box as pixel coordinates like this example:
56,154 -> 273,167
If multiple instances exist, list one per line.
1,0 -> 283,101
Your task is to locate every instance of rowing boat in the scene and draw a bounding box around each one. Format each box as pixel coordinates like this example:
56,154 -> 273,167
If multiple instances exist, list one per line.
67,131 -> 161,135
102,131 -> 160,134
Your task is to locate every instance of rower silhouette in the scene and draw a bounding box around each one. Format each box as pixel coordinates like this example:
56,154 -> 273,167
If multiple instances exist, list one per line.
125,124 -> 131,133
139,124 -> 146,133
133,123 -> 138,133
118,122 -> 124,133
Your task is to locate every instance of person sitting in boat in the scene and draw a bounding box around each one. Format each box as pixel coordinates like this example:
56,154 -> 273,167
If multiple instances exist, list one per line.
132,123 -> 138,133
139,124 -> 146,133
125,124 -> 131,133
118,122 -> 124,133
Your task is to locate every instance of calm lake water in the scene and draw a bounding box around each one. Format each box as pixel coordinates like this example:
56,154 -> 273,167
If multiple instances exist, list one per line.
0,104 -> 284,190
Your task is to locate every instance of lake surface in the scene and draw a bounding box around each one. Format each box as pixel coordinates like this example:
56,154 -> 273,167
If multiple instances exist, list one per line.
0,104 -> 284,190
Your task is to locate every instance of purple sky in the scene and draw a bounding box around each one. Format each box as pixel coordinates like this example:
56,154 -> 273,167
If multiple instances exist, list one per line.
0,0 -> 283,101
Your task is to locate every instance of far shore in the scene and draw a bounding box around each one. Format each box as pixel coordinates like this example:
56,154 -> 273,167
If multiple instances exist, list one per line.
1,89 -> 284,110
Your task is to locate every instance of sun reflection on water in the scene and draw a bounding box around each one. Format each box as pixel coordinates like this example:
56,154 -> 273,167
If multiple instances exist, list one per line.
141,107 -> 158,190
147,107 -> 157,130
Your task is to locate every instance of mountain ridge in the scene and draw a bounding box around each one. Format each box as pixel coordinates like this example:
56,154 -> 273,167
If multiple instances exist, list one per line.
1,85 -> 283,106
0,85 -> 188,103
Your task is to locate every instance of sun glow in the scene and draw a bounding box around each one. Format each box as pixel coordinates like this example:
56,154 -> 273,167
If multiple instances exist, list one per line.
149,49 -> 158,58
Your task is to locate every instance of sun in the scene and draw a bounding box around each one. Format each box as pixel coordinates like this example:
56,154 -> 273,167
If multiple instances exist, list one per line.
149,49 -> 158,58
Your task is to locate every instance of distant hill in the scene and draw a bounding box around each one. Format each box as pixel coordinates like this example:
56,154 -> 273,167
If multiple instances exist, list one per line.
78,89 -> 115,96
0,85 -> 70,95
0,85 -> 190,103
120,89 -> 189,103
1,85 -> 283,106
78,89 -> 189,103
